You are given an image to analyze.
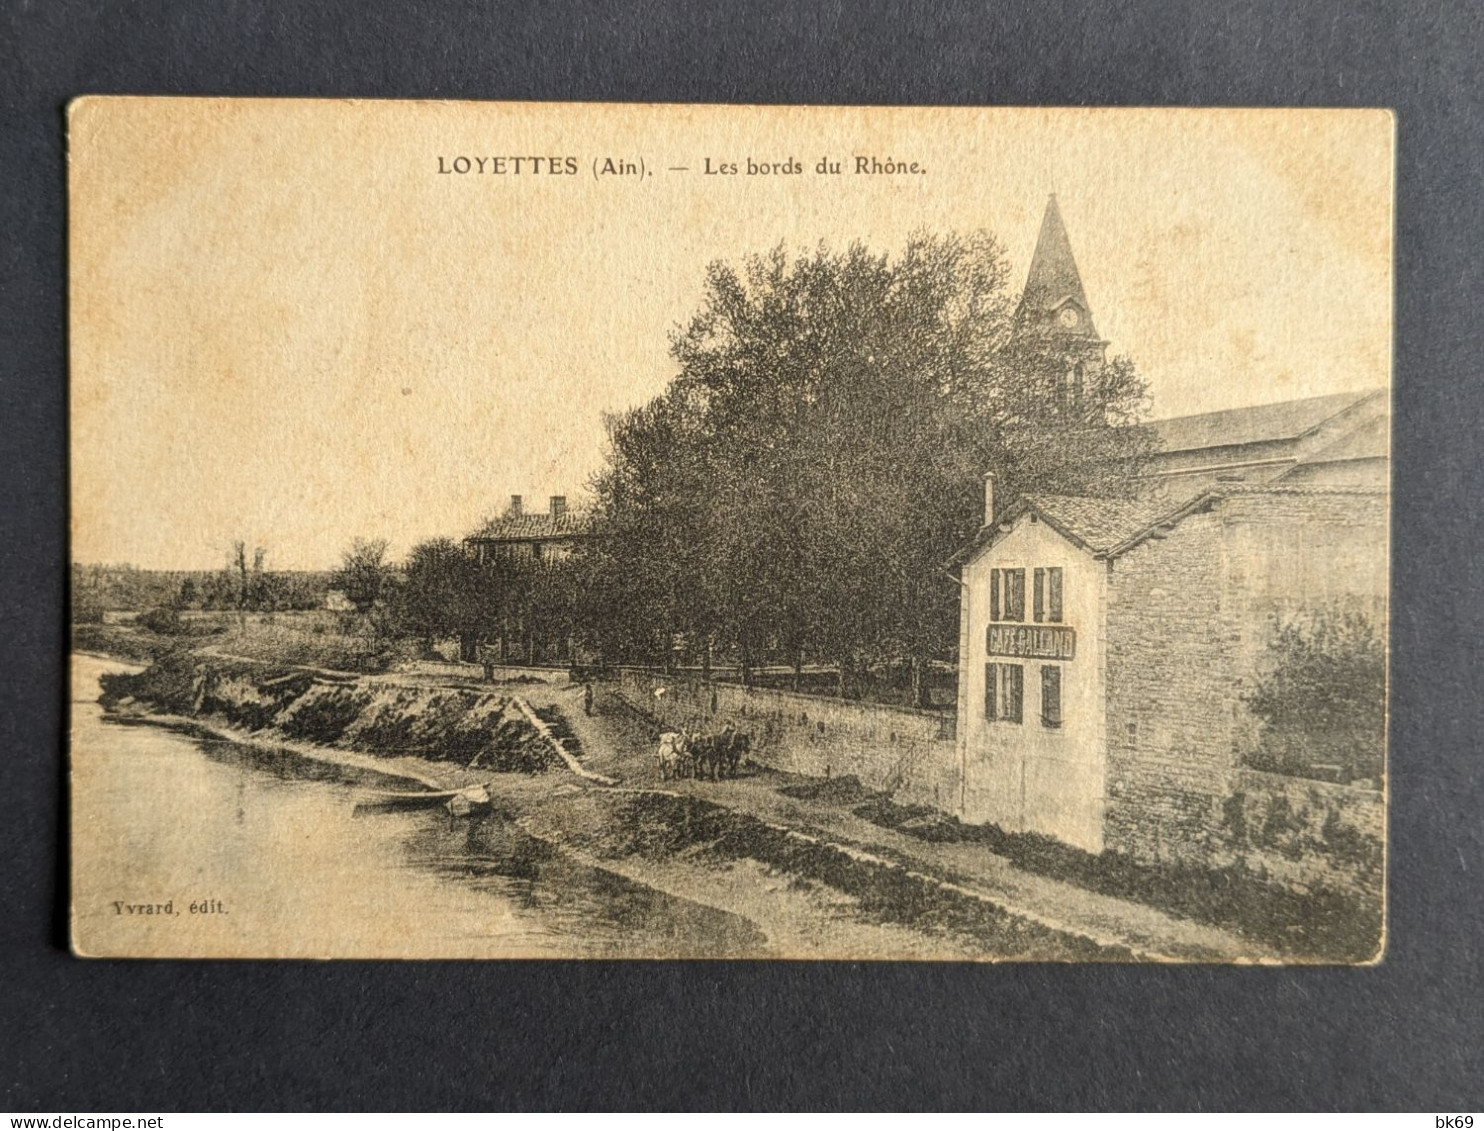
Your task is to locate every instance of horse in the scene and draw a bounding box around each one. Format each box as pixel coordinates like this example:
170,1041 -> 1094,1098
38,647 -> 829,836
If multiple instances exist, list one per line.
689,726 -> 750,780
655,730 -> 688,780
688,733 -> 724,780
724,731 -> 751,777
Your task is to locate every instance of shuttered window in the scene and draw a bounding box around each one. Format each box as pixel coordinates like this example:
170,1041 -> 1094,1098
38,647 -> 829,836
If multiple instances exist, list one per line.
1041,665 -> 1062,728
1032,566 -> 1065,623
990,568 -> 1026,622
1003,663 -> 1023,722
984,662 -> 1024,724
1003,569 -> 1025,621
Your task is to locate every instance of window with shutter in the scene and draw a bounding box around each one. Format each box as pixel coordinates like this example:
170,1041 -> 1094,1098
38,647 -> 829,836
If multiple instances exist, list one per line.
1033,567 -> 1045,622
1041,665 -> 1062,728
983,663 -> 1024,724
1005,664 -> 1024,723
989,569 -> 1000,622
1047,567 -> 1063,623
1004,569 -> 1025,621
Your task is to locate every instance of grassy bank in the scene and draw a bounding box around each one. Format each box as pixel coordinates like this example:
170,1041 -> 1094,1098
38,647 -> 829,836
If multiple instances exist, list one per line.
73,623 -> 183,665
839,787 -> 1381,962
525,788 -> 1137,960
74,611 -> 421,674
89,655 -> 1137,958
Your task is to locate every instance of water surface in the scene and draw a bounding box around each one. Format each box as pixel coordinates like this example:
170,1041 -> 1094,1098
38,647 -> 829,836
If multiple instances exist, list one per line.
70,654 -> 764,958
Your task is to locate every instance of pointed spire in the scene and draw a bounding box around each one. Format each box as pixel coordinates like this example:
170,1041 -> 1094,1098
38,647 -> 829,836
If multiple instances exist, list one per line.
1013,194 -> 1100,341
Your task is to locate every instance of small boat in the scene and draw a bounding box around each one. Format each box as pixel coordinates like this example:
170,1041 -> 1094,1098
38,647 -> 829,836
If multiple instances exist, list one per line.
444,784 -> 492,818
354,782 -> 492,816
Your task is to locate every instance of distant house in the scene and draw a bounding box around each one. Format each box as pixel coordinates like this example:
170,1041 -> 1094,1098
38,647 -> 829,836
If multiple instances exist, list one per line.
463,494 -> 589,667
464,495 -> 589,565
1139,389 -> 1389,494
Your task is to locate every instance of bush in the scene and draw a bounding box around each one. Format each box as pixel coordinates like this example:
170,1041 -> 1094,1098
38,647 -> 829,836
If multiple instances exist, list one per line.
137,606 -> 185,634
1245,607 -> 1385,785
98,651 -> 204,714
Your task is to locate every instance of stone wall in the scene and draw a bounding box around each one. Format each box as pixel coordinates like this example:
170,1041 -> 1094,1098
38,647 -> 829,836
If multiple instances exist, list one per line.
617,668 -> 960,810
1221,489 -> 1389,770
1104,506 -> 1237,862
1103,489 -> 1387,877
1216,768 -> 1385,898
1217,488 -> 1388,664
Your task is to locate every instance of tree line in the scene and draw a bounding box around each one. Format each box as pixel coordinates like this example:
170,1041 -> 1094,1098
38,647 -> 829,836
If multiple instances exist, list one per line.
574,232 -> 1151,702
71,555 -> 331,621
332,537 -> 577,666
329,231 -> 1152,700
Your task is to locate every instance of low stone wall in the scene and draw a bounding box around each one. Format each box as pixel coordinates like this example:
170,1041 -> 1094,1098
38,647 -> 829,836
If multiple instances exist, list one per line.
617,669 -> 960,810
486,663 -> 571,685
1210,768 -> 1384,898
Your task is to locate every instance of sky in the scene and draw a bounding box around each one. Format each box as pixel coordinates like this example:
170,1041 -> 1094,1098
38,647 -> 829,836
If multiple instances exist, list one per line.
70,101 -> 1393,570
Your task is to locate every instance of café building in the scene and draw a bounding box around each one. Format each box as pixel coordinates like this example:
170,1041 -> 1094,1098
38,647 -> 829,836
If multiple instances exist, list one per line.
948,473 -> 1386,856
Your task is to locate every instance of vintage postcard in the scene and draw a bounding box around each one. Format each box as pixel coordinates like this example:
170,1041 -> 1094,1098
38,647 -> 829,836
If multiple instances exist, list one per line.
69,99 -> 1391,961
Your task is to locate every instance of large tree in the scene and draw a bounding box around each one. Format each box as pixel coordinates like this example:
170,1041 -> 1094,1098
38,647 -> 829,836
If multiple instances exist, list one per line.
579,232 -> 1152,699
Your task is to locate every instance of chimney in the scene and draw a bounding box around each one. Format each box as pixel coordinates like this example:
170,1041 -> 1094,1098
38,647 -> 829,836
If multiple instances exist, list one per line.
508,494 -> 523,516
982,471 -> 997,527
549,495 -> 567,519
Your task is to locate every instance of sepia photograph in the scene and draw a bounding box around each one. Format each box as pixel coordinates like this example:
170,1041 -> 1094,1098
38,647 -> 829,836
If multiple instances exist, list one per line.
68,99 -> 1392,962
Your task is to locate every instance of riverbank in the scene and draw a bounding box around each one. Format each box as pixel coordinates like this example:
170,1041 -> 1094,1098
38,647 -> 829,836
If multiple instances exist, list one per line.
83,638 -> 1380,961
81,617 -> 1371,961
83,649 -> 1267,959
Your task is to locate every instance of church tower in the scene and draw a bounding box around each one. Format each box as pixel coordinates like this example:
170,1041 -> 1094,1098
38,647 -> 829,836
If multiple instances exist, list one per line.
1010,194 -> 1108,407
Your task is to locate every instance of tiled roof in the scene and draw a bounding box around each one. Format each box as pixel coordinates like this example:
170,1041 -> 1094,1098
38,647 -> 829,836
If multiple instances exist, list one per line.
1019,494 -> 1175,555
949,482 -> 1385,568
1190,483 -> 1386,498
1146,389 -> 1385,454
466,511 -> 590,542
946,492 -> 1172,567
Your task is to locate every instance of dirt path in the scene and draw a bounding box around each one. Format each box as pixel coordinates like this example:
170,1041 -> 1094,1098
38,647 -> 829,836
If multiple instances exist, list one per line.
511,682 -> 1272,962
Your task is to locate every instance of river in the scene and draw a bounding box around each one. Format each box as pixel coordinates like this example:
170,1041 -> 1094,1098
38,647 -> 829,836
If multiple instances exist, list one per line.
69,654 -> 766,958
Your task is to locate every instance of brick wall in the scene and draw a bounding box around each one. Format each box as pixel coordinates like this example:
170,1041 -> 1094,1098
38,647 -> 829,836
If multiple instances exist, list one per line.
617,669 -> 960,809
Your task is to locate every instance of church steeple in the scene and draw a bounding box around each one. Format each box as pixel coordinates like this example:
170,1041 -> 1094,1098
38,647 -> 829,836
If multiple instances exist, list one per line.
1013,194 -> 1102,344
1008,195 -> 1109,411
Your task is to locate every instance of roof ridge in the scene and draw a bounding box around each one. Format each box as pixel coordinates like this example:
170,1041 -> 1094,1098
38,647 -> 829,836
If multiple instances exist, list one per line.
1144,389 -> 1388,455
466,509 -> 591,541
1145,387 -> 1385,427
1207,483 -> 1386,496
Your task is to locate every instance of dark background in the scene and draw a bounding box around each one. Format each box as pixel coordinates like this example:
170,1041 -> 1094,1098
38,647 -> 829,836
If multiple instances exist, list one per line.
3,0 -> 1481,1111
